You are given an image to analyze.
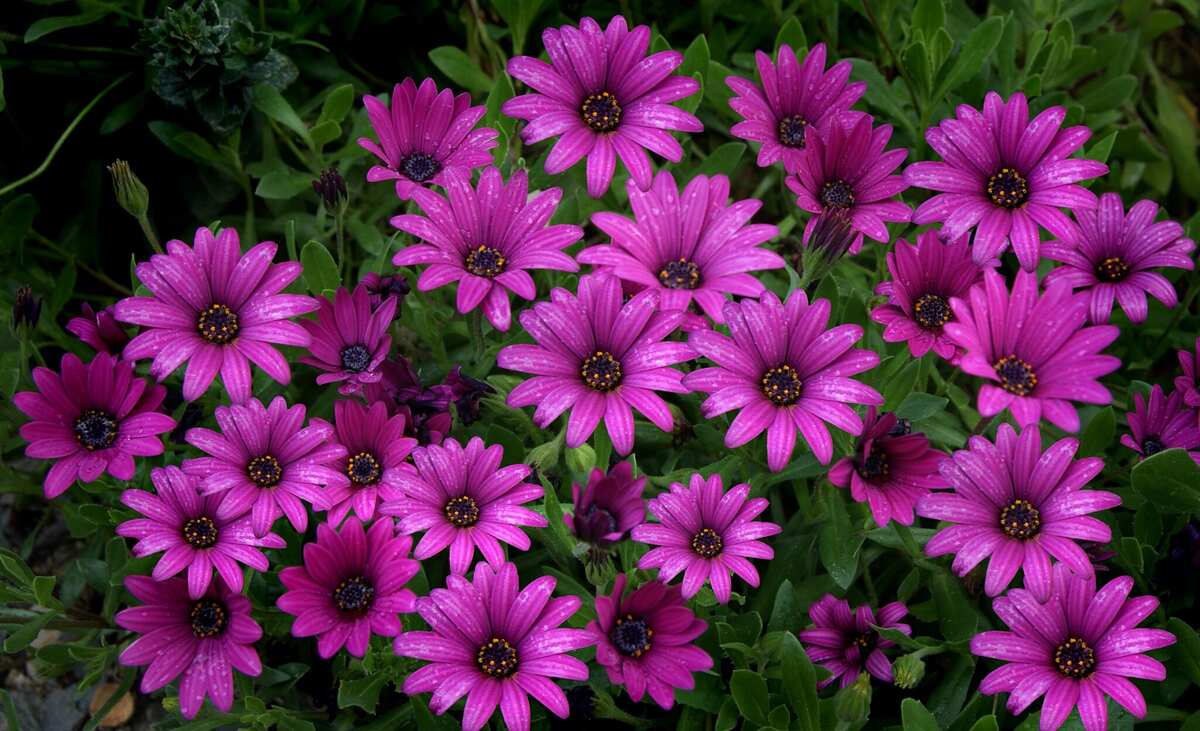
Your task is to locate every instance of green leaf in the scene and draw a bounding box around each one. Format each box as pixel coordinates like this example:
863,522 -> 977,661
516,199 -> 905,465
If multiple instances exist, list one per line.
895,393 -> 949,421
490,0 -> 548,55
774,17 -> 807,54
318,84 -> 356,126
768,579 -> 803,632
1132,448 -> 1200,513
428,47 -> 493,94
935,15 -> 1006,98
308,120 -> 341,147
883,360 -> 921,412
967,716 -> 1000,731
3,611 -> 54,653
256,168 -> 314,200
338,673 -> 389,713
931,571 -> 978,642
0,66 -> 5,114
730,669 -> 770,725
1078,407 -> 1115,457
904,40 -> 933,97
913,0 -> 945,38
1153,76 -> 1200,198
251,84 -> 310,142
1168,618 -> 1200,688
680,35 -> 711,80
1078,74 -> 1137,113
694,142 -> 747,178
300,241 -> 340,295
0,194 -> 38,255
24,9 -> 110,43
901,698 -> 939,731
819,491 -> 862,590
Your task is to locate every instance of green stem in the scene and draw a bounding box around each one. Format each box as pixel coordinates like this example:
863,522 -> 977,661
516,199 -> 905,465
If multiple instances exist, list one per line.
468,309 -> 486,368
32,231 -> 132,295
137,214 -> 162,255
336,209 -> 347,280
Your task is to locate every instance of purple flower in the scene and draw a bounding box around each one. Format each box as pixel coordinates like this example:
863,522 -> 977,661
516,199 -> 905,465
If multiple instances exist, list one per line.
114,226 -> 318,403
588,575 -> 712,709
277,517 -> 419,659
785,114 -> 910,255
66,302 -> 130,354
683,289 -> 882,470
829,408 -> 947,527
905,91 -> 1108,271
183,396 -> 348,537
1176,336 -> 1200,408
378,437 -> 547,575
497,273 -> 693,455
1043,193 -> 1196,324
503,15 -> 702,198
364,356 -> 455,445
918,424 -> 1119,600
116,575 -> 262,720
579,171 -> 783,323
1120,386 -> 1200,464
117,466 -> 285,599
944,269 -> 1120,432
360,271 -> 410,314
323,399 -> 418,524
358,78 -> 498,200
566,461 -> 646,546
870,230 -> 983,362
391,167 -> 581,331
393,561 -> 593,731
798,594 -> 911,688
971,564 -> 1176,731
14,352 -> 175,498
725,42 -> 866,170
632,472 -> 781,603
298,284 -> 397,395
443,366 -> 494,426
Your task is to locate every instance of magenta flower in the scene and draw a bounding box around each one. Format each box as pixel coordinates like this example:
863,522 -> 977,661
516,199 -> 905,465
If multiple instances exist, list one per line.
725,42 -> 865,170
829,408 -> 947,527
503,15 -> 702,198
918,424 -> 1119,600
1043,193 -> 1196,324
67,302 -> 130,354
1120,386 -> 1200,465
944,269 -> 1120,432
393,561 -> 593,731
798,594 -> 911,688
497,273 -> 693,455
360,271 -> 410,314
579,171 -> 783,323
566,461 -> 646,547
870,230 -> 983,362
785,114 -> 910,254
390,167 -> 581,331
322,400 -> 418,524
378,437 -> 547,575
117,466 -> 285,599
905,91 -> 1109,270
116,575 -> 262,719
298,284 -> 397,395
183,396 -> 348,537
114,226 -> 318,403
683,289 -> 882,470
358,77 -> 498,200
632,472 -> 780,603
277,517 -> 418,659
972,564 -> 1176,731
14,352 -> 175,498
589,575 -> 712,709
1176,336 -> 1200,408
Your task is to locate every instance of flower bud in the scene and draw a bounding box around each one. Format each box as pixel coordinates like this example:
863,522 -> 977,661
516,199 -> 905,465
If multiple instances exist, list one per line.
834,672 -> 872,723
313,168 -> 349,211
584,549 -> 616,587
797,209 -> 855,289
12,286 -> 40,329
565,443 -> 596,474
893,652 -> 926,689
107,160 -> 150,219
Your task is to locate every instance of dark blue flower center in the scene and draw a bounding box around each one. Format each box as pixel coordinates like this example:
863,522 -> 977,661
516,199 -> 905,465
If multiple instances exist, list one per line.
820,179 -> 855,209
1054,637 -> 1096,678
580,91 -> 622,132
340,344 -> 372,373
999,498 -> 1041,539
691,527 -> 723,558
182,516 -> 219,549
477,637 -> 519,677
197,303 -> 239,344
986,167 -> 1029,209
401,152 -> 440,183
657,258 -> 701,290
611,614 -> 653,657
333,576 -> 375,612
857,444 -> 890,482
777,114 -> 809,148
584,504 -> 619,535
761,364 -> 803,406
888,417 -> 912,436
994,355 -> 1038,396
247,454 -> 283,487
581,351 -> 623,392
189,599 -> 228,638
913,293 -> 952,329
465,245 -> 507,278
1095,256 -> 1130,283
1143,437 -> 1164,456
444,495 -> 480,527
346,451 -> 382,485
73,409 -> 118,451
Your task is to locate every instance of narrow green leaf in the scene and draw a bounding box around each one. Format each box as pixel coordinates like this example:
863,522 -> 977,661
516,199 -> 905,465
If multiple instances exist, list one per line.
1078,407 -> 1115,457
774,17 -> 807,54
428,47 -> 493,94
680,35 -> 711,80
730,669 -> 770,725
318,83 -> 356,126
913,0 -> 945,38
256,168 -> 315,200
24,9 -> 110,43
251,84 -> 310,141
895,393 -> 949,421
935,15 -> 1005,98
3,611 -> 54,653
694,142 -> 746,178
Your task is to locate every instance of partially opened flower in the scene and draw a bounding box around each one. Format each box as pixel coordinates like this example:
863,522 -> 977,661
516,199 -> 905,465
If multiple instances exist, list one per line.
798,594 -> 911,688
114,226 -> 317,402
358,77 -> 498,200
683,289 -> 882,470
566,461 -> 646,546
15,352 -> 175,498
944,269 -> 1120,432
1176,336 -> 1200,408
299,285 -> 397,395
829,408 -> 947,527
391,167 -> 581,331
363,355 -> 456,445
117,466 -> 285,599
785,113 -> 910,254
588,575 -> 712,709
497,273 -> 693,455
444,366 -> 494,425
394,561 -> 593,731
360,271 -> 410,314
1044,193 -> 1195,324
632,472 -> 780,603
116,575 -> 262,720
277,517 -> 419,659
503,15 -> 702,198
322,399 -> 418,524
183,396 -> 348,537
1120,386 -> 1200,464
905,91 -> 1108,270
67,302 -> 130,354
378,436 -> 546,575
579,172 -> 783,323
870,230 -> 983,362
918,424 -> 1119,600
972,564 -> 1176,731
725,42 -> 865,170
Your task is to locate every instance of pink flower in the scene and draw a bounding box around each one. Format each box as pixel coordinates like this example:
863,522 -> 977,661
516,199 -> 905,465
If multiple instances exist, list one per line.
299,284 -> 397,395
798,594 -> 911,688
322,399 -> 418,524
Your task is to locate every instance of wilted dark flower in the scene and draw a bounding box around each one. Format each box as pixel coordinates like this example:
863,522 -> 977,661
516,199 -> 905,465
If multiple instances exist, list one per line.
12,286 -> 40,329
312,168 -> 348,210
107,160 -> 150,219
566,461 -> 646,547
365,356 -> 454,445
443,366 -> 493,426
